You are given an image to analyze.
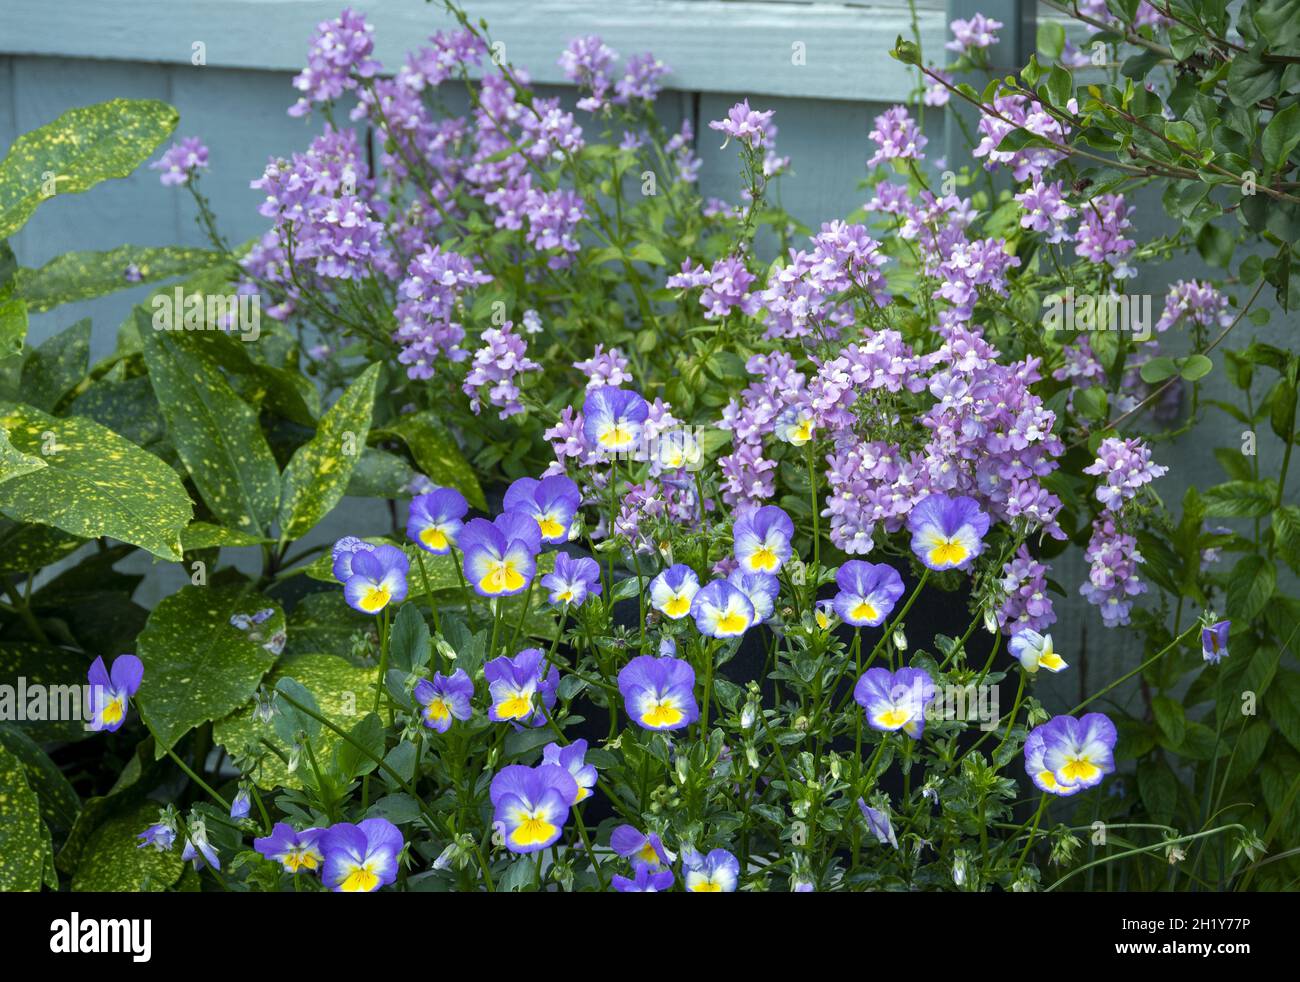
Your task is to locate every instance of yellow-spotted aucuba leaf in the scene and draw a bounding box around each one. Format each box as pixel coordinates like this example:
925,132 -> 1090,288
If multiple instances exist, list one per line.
0,519 -> 85,574
0,642 -> 97,743
0,744 -> 48,892
213,652 -> 375,792
20,317 -> 90,411
374,409 -> 487,510
67,373 -> 170,456
139,318 -> 280,535
16,245 -> 230,313
135,583 -> 282,758
0,402 -> 191,561
277,362 -> 380,539
179,521 -> 273,552
0,723 -> 82,839
0,296 -> 26,358
0,99 -> 178,240
70,799 -> 183,893
346,446 -> 419,498
0,426 -> 46,483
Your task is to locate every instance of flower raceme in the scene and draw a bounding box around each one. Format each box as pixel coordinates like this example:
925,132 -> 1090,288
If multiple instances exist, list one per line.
406,487 -> 468,554
907,494 -> 990,572
1023,714 -> 1117,797
459,512 -> 542,597
87,654 -> 143,733
485,648 -> 559,727
490,764 -> 580,853
618,655 -> 700,731
832,561 -> 904,627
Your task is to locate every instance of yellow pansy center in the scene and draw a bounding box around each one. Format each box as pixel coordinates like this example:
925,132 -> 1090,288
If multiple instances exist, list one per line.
715,609 -> 749,634
1059,756 -> 1100,783
284,848 -> 319,872
538,516 -> 565,539
927,538 -> 969,567
420,526 -> 449,551
102,697 -> 125,726
874,706 -> 910,729
638,842 -> 660,865
496,693 -> 534,720
664,593 -> 692,618
339,864 -> 380,892
850,601 -> 879,623
790,418 -> 813,444
642,700 -> 685,728
425,699 -> 450,723
597,423 -> 633,449
511,814 -> 558,847
690,880 -> 723,892
749,546 -> 779,571
358,585 -> 391,612
480,560 -> 525,594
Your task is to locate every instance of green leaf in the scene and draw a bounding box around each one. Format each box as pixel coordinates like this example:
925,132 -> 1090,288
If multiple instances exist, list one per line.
20,318 -> 90,411
1201,480 -> 1277,517
1178,353 -> 1214,381
1152,695 -> 1186,746
0,401 -> 191,560
1267,671 -> 1300,754
213,653 -> 376,791
135,583 -> 280,757
0,519 -> 84,574
0,99 -> 178,240
1139,356 -> 1178,384
283,590 -> 371,660
346,447 -> 418,498
71,799 -> 182,892
0,296 -> 27,358
1262,103 -> 1300,171
627,242 -> 667,266
16,245 -> 228,313
0,723 -> 81,838
1273,505 -> 1300,573
1037,22 -> 1065,60
140,316 -> 280,534
0,744 -> 50,891
277,363 -> 380,538
375,408 -> 486,510
389,602 -> 431,673
67,373 -> 169,455
0,426 -> 46,483
1226,554 -> 1276,625
0,643 -> 96,743
179,521 -> 272,551
1137,756 -> 1178,825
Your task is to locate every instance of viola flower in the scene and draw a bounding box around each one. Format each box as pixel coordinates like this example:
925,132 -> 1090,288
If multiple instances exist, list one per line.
137,821 -> 176,852
814,600 -> 837,631
485,648 -> 559,727
331,535 -> 376,580
1023,713 -> 1117,796
504,474 -> 583,543
413,669 -> 475,733
1202,620 -> 1230,664
87,654 -> 143,733
254,823 -> 325,874
542,739 -> 598,803
853,667 -> 936,739
320,818 -> 404,892
582,386 -> 649,454
230,788 -> 251,820
907,494 -> 989,571
774,406 -> 816,446
857,799 -> 899,849
727,569 -> 780,624
691,580 -> 756,639
649,564 -> 701,619
406,487 -> 468,554
681,847 -> 740,892
618,655 -> 700,731
341,544 -> 410,615
181,818 -> 220,871
832,561 -> 904,627
732,505 -> 794,574
1008,629 -> 1068,674
611,825 -> 671,869
541,551 -> 602,607
490,764 -> 579,853
613,865 -> 675,892
458,513 -> 542,597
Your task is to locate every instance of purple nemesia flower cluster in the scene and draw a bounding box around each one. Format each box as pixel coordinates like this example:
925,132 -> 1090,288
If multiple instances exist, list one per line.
973,94 -> 1072,182
393,245 -> 493,378
1015,179 -> 1076,243
997,546 -> 1056,636
868,106 -> 927,166
1154,279 -> 1234,333
1074,193 -> 1137,279
151,137 -> 209,187
288,7 -> 382,117
462,321 -> 541,419
946,14 -> 1003,54
1080,515 -> 1148,627
1083,437 -> 1169,511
